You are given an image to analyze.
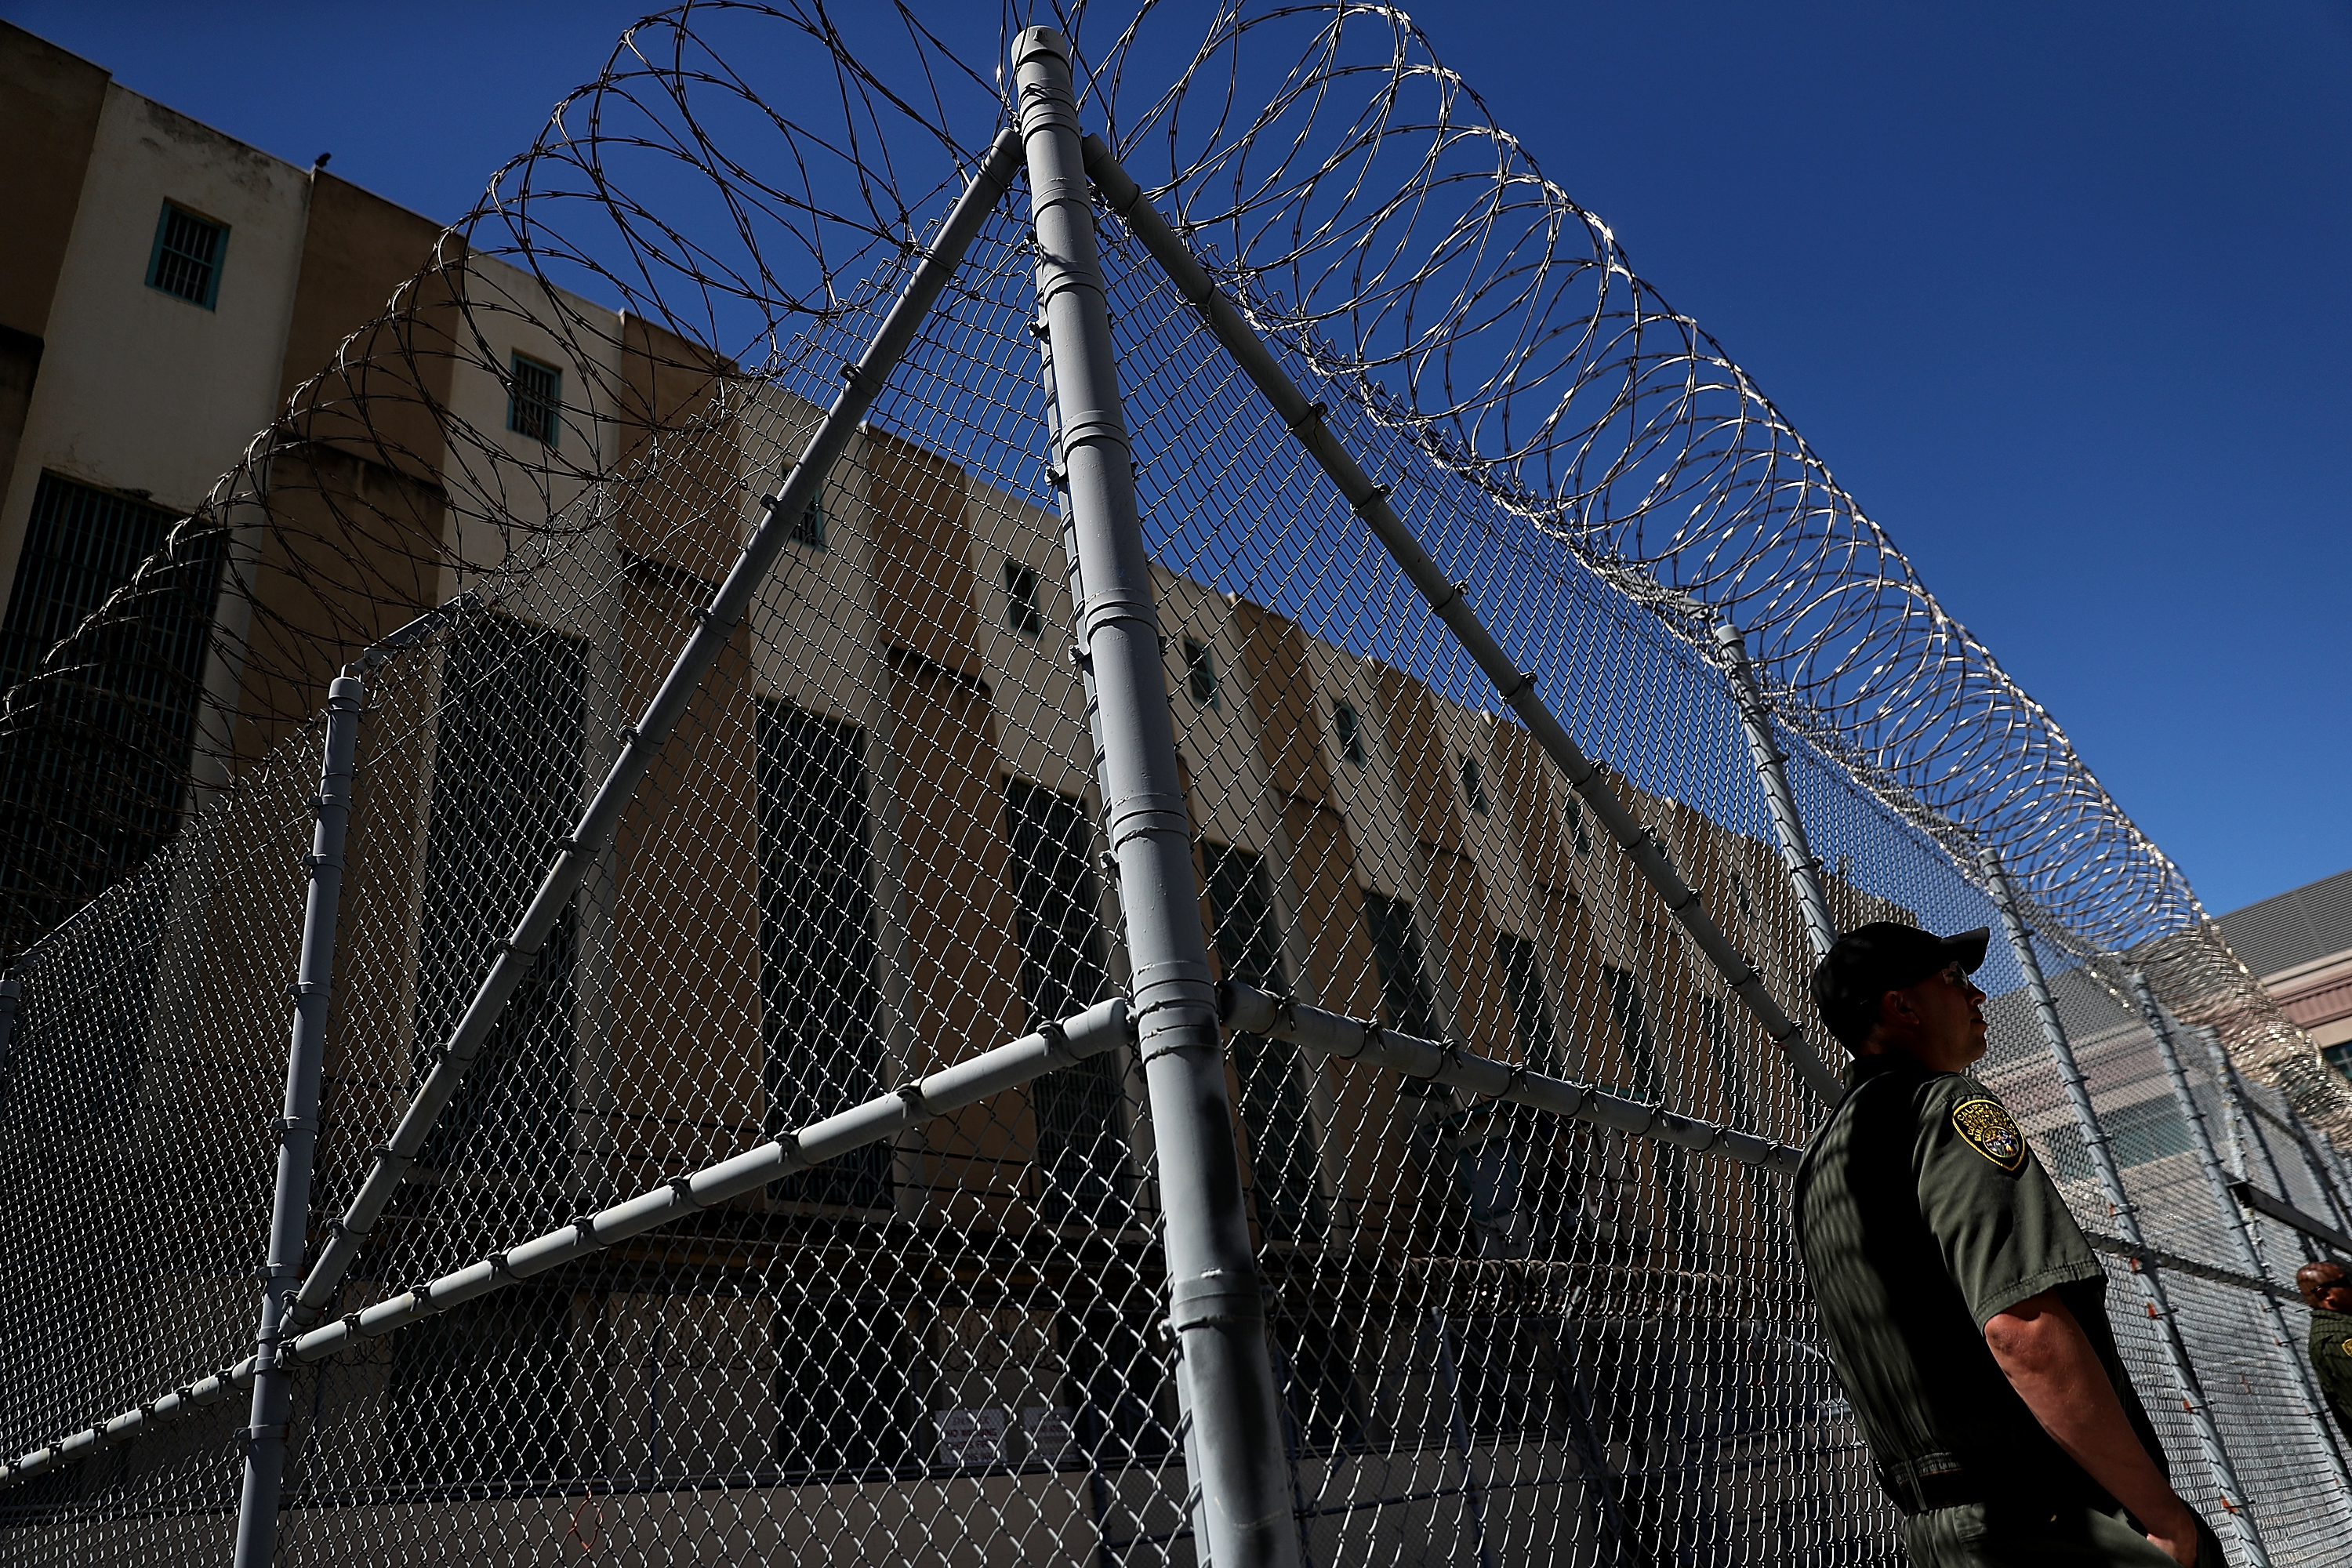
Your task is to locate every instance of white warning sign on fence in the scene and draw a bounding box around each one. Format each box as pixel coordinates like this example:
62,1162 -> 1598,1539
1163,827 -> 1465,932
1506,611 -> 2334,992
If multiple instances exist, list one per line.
934,1407 -> 1008,1468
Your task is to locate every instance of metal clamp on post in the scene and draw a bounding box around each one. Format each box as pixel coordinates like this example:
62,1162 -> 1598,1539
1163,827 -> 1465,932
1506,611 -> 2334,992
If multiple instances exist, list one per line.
1167,1270 -> 1269,1334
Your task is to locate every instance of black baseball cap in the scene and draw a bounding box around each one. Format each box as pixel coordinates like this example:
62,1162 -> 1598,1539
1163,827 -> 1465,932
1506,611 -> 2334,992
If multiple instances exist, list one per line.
1810,920 -> 1990,1051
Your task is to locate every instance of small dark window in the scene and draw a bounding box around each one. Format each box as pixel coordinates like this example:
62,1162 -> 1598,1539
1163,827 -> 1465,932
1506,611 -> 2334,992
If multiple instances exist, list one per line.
1495,933 -> 1559,1076
1564,792 -> 1593,857
1004,559 -> 1044,637
1730,869 -> 1756,924
1333,702 -> 1366,767
146,202 -> 227,308
1459,755 -> 1490,815
1184,636 -> 1219,708
506,353 -> 561,448
1363,891 -> 1442,1045
792,497 -> 826,550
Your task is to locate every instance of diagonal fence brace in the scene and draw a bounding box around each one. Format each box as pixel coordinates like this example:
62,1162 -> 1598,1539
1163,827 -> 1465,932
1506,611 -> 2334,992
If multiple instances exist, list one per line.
1221,982 -> 1803,1177
285,125 -> 1025,1331
0,997 -> 1129,1492
1081,136 -> 1844,1111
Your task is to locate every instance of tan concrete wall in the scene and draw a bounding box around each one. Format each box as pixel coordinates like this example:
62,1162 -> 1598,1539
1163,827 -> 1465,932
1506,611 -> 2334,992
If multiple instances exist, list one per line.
0,82 -> 310,597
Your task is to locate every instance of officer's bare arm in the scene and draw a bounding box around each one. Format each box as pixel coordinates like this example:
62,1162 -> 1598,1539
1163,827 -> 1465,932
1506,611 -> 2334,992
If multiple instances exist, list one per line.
1985,1290 -> 2199,1566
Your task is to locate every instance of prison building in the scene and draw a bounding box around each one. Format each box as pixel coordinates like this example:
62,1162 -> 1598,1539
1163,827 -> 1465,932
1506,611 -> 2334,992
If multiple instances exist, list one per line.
0,20 -> 731,956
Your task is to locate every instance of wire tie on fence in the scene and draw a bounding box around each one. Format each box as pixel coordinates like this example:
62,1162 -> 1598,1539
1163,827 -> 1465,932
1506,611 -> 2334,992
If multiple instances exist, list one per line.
572,1213 -> 598,1241
487,1252 -> 511,1279
1285,401 -> 1327,434
668,1175 -> 703,1210
840,361 -> 859,384
619,724 -> 640,745
410,1280 -> 432,1305
1037,1018 -> 1072,1062
896,1082 -> 930,1119
1429,579 -> 1468,612
1352,484 -> 1394,517
285,981 -> 314,999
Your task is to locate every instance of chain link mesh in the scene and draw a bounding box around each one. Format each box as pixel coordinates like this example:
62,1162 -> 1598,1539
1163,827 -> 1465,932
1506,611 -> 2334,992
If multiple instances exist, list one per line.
2,5 -> 2348,1565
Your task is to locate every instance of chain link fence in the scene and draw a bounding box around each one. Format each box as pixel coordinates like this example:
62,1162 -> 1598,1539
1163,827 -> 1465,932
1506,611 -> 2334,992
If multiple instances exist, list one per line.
3,6 -> 2349,1565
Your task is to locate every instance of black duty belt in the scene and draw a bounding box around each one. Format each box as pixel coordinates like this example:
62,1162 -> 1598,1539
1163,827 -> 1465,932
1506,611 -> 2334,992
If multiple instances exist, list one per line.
1883,1468 -> 1977,1516
1882,1466 -> 2100,1520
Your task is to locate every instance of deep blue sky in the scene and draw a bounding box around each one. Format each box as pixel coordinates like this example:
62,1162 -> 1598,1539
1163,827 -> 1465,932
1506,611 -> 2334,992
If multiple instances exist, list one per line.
10,1 -> 2347,917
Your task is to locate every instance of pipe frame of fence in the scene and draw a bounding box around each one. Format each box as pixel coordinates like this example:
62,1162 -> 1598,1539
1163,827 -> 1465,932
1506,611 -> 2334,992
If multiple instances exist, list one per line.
1981,851 -> 2270,1565
0,999 -> 1133,1489
1714,619 -> 1839,967
230,674 -> 364,1568
1019,27 -> 1302,1568
1080,132 -> 1847,1114
2127,969 -> 2352,1508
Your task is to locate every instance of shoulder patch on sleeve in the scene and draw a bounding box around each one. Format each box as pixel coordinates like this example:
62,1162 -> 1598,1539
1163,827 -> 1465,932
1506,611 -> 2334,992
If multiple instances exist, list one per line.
1951,1098 -> 2027,1172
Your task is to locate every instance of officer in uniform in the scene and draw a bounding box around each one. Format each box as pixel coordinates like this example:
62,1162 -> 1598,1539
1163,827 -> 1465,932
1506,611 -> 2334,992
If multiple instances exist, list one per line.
2296,1258 -> 2352,1434
1795,921 -> 2221,1567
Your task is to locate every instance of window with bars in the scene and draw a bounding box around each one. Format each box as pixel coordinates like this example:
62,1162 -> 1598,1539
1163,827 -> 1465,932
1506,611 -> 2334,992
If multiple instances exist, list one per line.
771,1292 -> 919,1478
506,352 -> 561,447
1459,753 -> 1491,815
0,473 -> 224,953
1183,635 -> 1219,708
1363,891 -> 1443,1046
1204,841 -> 1328,1243
757,700 -> 890,1209
792,496 -> 826,550
383,1287 -> 572,1486
1496,932 -> 1560,1076
1605,965 -> 1705,1268
1332,700 -> 1366,767
412,615 -> 586,1178
1004,778 -> 1128,1221
1004,558 -> 1044,637
1564,789 -> 1594,856
144,202 -> 226,308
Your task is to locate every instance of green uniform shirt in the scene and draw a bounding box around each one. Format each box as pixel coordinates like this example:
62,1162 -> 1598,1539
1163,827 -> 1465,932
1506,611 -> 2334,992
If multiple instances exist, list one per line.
1795,1053 -> 2166,1508
2309,1307 -> 2352,1434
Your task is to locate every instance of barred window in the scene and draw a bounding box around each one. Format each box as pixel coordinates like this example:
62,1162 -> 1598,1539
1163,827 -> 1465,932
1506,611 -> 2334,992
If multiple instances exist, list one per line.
145,202 -> 226,307
1183,635 -> 1219,707
1564,789 -> 1594,856
757,701 -> 889,1209
1459,753 -> 1491,815
0,474 -> 223,951
792,496 -> 826,550
1205,842 -> 1327,1243
1363,891 -> 1442,1044
412,615 -> 585,1177
1004,558 -> 1044,637
1495,932 -> 1559,1076
1005,778 -> 1127,1221
1332,700 -> 1366,767
506,352 -> 561,447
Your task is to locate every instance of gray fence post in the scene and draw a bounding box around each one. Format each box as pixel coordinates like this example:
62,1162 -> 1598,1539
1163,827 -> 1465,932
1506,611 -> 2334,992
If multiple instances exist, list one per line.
2278,1102 -> 2352,1240
1015,27 -> 1301,1568
2127,968 -> 2352,1508
0,975 -> 19,1063
1980,855 -> 2270,1564
232,673 -> 365,1568
1715,619 -> 1838,964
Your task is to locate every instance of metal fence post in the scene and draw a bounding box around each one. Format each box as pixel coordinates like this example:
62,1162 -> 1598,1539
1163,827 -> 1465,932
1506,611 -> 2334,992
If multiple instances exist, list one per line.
2126,967 -> 2352,1508
2278,1102 -> 2352,1240
0,975 -> 19,1064
232,672 -> 364,1568
1980,854 -> 2270,1565
2198,1027 -> 2320,1264
1715,619 -> 1837,963
1015,27 -> 1301,1568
